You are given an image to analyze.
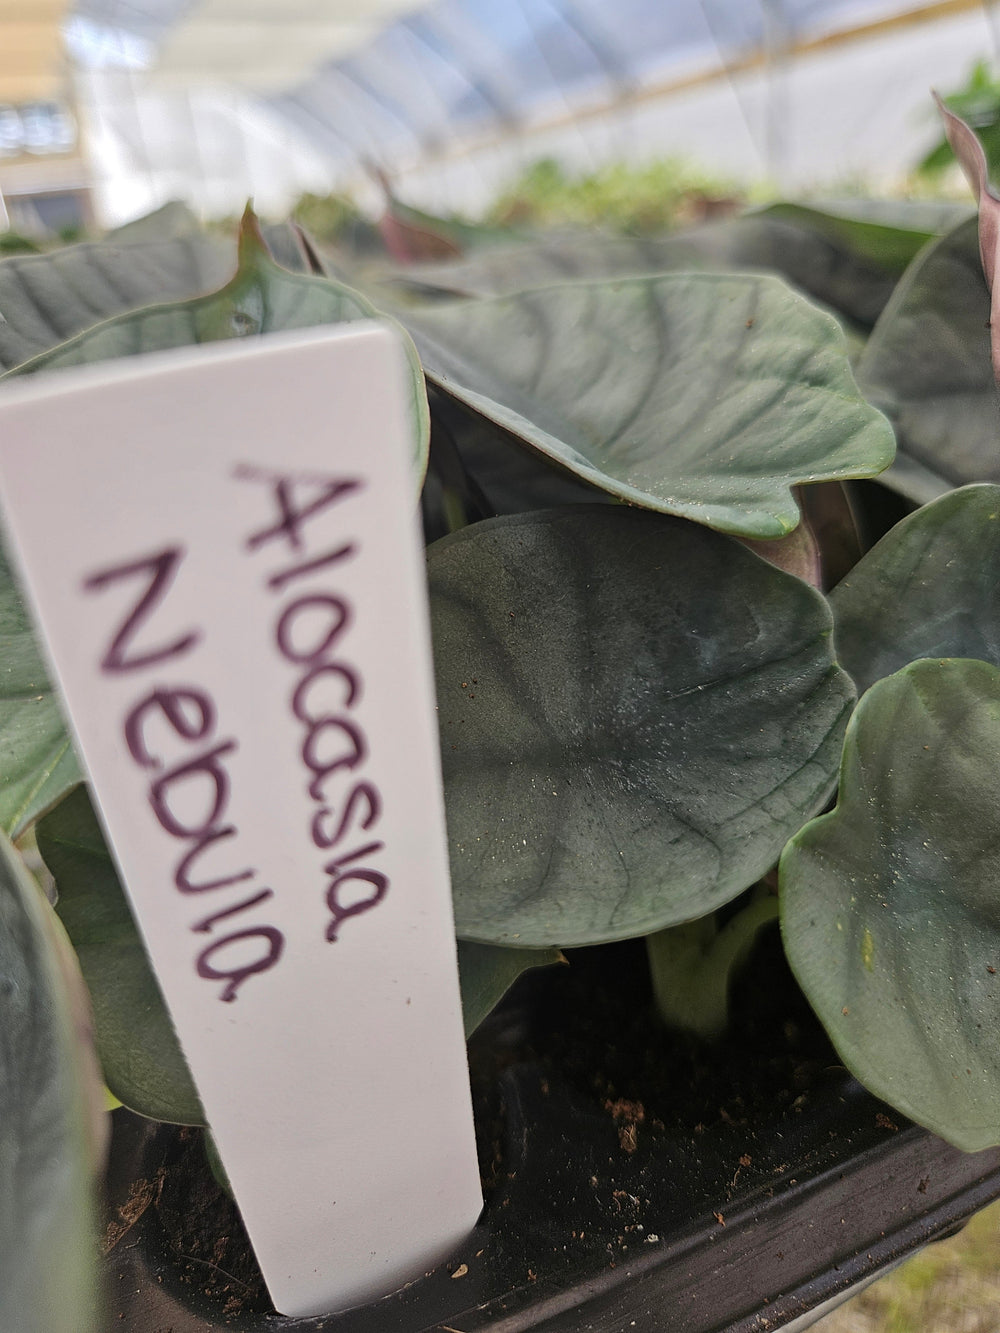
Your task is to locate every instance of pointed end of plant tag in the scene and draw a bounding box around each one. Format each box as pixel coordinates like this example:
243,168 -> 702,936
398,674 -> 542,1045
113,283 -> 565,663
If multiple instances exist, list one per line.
933,90 -> 1000,381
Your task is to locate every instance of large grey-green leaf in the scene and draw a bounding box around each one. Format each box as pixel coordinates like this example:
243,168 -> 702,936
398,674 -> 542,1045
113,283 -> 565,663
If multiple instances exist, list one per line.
392,214 -> 903,328
4,212 -> 430,485
37,787 -> 204,1126
428,389 -> 612,522
430,507 -> 854,946
410,273 -> 893,540
857,218 -> 1000,504
0,541 -> 81,836
0,227 -> 231,371
107,200 -> 203,243
259,221 -> 313,275
0,828 -> 99,1332
36,788 -> 545,1105
831,484 -> 1000,694
757,199 -> 970,274
780,658 -> 1000,1152
457,940 -> 564,1036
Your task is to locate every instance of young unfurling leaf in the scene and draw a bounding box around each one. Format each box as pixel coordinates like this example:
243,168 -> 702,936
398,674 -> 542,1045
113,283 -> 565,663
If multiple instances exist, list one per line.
934,91 -> 1000,382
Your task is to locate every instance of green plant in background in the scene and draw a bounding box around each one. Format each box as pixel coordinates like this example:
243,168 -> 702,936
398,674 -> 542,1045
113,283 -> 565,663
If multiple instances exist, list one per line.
485,154 -> 743,232
0,230 -> 40,255
289,176 -> 515,267
4,96 -> 1000,1324
917,58 -> 1000,179
291,188 -> 365,239
290,188 -> 385,256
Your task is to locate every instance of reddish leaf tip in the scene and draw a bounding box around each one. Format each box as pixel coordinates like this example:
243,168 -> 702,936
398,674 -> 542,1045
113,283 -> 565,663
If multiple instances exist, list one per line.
237,202 -> 269,267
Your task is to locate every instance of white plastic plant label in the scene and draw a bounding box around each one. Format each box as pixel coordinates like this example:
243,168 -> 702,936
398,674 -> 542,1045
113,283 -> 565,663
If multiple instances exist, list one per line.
0,324 -> 483,1319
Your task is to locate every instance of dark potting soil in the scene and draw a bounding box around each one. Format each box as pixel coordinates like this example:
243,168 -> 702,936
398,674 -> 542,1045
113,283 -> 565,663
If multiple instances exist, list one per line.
124,922 -> 859,1325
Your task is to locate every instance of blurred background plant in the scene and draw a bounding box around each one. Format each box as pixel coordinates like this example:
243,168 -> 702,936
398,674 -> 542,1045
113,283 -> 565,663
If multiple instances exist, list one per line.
484,155 -> 744,233
290,190 -> 381,250
917,58 -> 1000,181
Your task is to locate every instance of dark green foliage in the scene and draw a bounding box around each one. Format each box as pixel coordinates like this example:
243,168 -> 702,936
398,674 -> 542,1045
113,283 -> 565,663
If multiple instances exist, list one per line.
430,507 -> 853,944
5,150 -> 1000,1191
0,828 -> 99,1331
782,660 -> 1000,1152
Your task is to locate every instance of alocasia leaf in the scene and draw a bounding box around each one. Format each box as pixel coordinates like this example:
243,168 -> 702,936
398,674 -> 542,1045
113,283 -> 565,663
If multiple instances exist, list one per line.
378,207 -> 464,267
0,827 -> 100,1332
408,272 -> 893,540
390,213 -> 904,329
0,540 -> 81,837
0,225 -> 231,372
259,221 -> 314,275
107,200 -> 203,242
737,514 -> 820,586
831,484 -> 1000,695
430,506 -> 854,946
4,208 -> 430,487
798,480 -> 863,591
375,169 -> 515,259
111,201 -> 312,273
37,787 -> 205,1127
428,389 -> 612,520
857,97 -> 1000,500
457,940 -> 564,1036
757,199 -> 969,274
36,787 -> 547,1103
856,218 -> 997,503
734,482 -> 862,593
933,92 -> 1000,381
780,658 -> 1000,1152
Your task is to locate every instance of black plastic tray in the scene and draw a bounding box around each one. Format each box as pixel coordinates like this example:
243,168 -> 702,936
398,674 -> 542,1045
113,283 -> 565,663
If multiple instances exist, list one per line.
102,940 -> 1000,1332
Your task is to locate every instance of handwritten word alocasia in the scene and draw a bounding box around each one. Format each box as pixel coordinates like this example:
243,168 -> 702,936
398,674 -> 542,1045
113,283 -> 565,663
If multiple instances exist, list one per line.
235,465 -> 388,942
81,467 -> 388,1002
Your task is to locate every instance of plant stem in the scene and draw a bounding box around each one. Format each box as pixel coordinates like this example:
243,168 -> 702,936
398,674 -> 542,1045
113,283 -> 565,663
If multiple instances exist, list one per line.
645,888 -> 780,1041
441,485 -> 468,533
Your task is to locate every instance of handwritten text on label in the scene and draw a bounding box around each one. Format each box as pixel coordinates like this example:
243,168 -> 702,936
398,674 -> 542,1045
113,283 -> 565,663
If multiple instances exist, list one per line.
82,467 -> 390,1002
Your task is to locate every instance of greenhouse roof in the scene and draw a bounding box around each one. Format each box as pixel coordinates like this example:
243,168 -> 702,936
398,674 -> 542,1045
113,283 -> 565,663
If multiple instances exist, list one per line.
2,0 -> 996,225
57,1 -> 989,171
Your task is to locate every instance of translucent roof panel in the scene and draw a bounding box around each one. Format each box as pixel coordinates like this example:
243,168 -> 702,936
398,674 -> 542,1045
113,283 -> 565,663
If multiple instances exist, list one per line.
237,2 -> 939,173
55,1 -> 1000,224
68,1 -> 958,122
71,0 -> 193,46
